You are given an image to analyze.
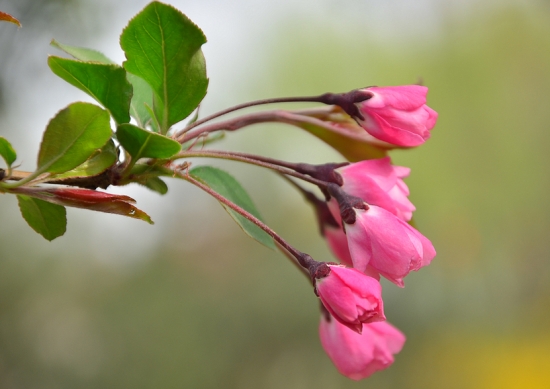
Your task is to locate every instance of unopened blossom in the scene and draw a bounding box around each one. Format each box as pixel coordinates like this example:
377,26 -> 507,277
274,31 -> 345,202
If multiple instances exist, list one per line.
324,221 -> 381,282
312,194 -> 377,274
315,264 -> 385,333
324,224 -> 354,267
319,315 -> 406,380
354,85 -> 437,147
337,157 -> 415,221
344,205 -> 436,287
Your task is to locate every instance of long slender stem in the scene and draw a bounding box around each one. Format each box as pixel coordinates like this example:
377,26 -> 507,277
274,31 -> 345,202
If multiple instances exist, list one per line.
176,108 -> 351,144
180,172 -> 313,276
176,95 -> 326,137
175,89 -> 370,141
274,241 -> 312,281
175,150 -> 329,189
176,110 -> 280,143
206,150 -> 301,171
229,151 -> 348,185
279,174 -> 320,203
280,175 -> 339,232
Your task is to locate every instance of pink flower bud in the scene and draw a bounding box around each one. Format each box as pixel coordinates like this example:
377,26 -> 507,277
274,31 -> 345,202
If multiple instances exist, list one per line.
346,205 -> 436,287
324,224 -> 354,267
315,265 -> 385,333
324,224 -> 382,280
355,85 -> 437,147
337,157 -> 415,221
319,315 -> 405,380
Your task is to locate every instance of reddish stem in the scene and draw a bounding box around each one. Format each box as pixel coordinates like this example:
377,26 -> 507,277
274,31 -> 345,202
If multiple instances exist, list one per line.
175,95 -> 326,138
176,150 -> 330,189
180,172 -> 316,276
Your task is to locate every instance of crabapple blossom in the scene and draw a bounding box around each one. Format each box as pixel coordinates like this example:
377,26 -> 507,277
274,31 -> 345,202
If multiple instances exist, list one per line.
354,85 -> 437,147
319,315 -> 406,380
344,205 -> 436,287
324,222 -> 381,279
337,157 -> 415,221
315,264 -> 385,333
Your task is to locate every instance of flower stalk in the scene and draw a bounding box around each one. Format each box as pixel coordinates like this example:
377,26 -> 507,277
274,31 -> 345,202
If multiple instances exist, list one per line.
174,150 -> 331,188
180,171 -> 321,279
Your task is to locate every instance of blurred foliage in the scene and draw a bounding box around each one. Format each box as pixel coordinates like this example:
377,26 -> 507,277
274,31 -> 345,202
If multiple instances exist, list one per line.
0,0 -> 88,113
1,0 -> 550,388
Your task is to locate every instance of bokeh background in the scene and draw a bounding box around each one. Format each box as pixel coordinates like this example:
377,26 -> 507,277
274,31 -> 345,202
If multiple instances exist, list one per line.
1,0 -> 550,387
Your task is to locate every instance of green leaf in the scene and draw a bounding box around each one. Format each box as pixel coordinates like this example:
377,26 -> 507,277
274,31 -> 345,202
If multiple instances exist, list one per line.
126,163 -> 169,195
190,166 -> 275,250
296,120 -> 388,162
120,1 -> 209,133
0,137 -> 16,167
143,103 -> 161,133
17,195 -> 66,241
117,123 -> 181,160
50,39 -> 114,64
143,177 -> 168,195
127,73 -> 154,128
38,102 -> 112,175
48,56 -> 132,124
54,140 -> 117,179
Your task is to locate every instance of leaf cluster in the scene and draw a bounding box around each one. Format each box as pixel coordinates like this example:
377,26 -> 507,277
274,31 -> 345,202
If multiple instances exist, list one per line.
0,1 -> 273,247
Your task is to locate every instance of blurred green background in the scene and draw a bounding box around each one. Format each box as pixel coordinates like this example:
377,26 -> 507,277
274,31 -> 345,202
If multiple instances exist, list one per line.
1,0 -> 550,387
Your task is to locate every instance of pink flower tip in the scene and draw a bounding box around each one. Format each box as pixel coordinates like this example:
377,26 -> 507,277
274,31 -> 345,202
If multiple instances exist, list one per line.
337,157 -> 415,221
345,206 -> 436,287
355,85 -> 437,147
315,265 -> 385,333
320,316 -> 406,380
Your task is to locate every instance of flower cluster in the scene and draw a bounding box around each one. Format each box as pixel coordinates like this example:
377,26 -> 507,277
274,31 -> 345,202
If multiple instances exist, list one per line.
303,85 -> 437,379
319,317 -> 406,380
174,84 -> 437,380
3,42 -> 436,377
0,4 -> 437,382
